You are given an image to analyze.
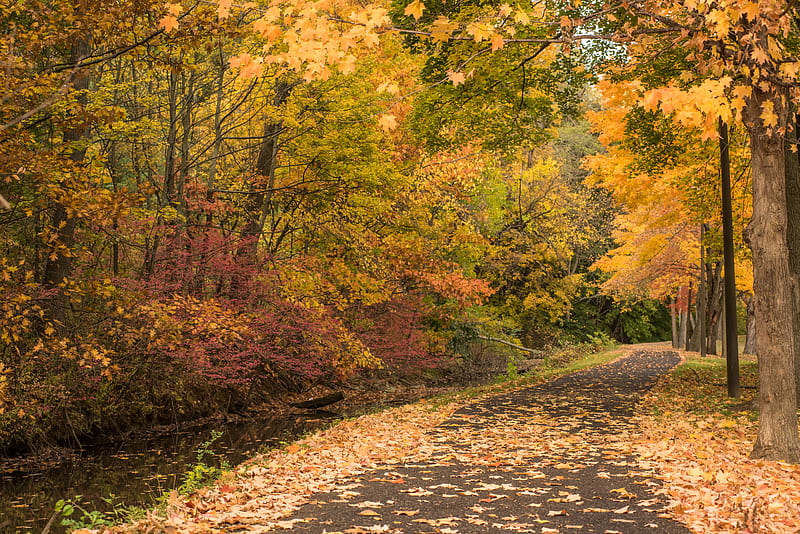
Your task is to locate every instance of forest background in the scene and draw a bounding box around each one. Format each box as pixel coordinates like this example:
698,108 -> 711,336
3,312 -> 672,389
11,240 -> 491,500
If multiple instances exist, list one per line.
0,0 -> 778,459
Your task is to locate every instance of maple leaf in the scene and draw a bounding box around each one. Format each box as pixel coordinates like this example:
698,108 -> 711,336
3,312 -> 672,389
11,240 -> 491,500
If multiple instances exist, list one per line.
779,60 -> 800,80
229,53 -> 264,79
253,18 -> 269,36
376,80 -> 400,95
159,14 -> 179,32
705,9 -> 730,37
490,33 -> 505,51
263,5 -> 281,22
218,0 -> 233,19
446,70 -> 466,86
338,55 -> 357,75
430,16 -> 459,42
466,22 -> 493,42
378,114 -> 398,132
751,46 -> 770,65
404,0 -> 425,21
255,22 -> 282,41
741,1 -> 760,20
760,100 -> 779,128
498,3 -> 513,17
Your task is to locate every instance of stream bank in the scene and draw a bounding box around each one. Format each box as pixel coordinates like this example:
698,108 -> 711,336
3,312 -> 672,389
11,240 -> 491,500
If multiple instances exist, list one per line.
0,382 -> 458,534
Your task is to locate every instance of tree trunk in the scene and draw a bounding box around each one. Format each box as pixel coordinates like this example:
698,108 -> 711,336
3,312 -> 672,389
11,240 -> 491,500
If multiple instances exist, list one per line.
696,225 -> 708,357
42,28 -> 90,324
720,120 -> 740,397
706,262 -> 723,355
670,296 -> 678,349
744,293 -> 756,355
238,80 -> 293,261
686,283 -> 694,349
785,117 -> 800,400
744,87 -> 800,462
678,286 -> 689,349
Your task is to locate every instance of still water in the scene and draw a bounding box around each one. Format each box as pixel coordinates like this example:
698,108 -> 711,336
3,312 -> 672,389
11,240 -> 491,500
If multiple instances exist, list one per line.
0,415 -> 330,533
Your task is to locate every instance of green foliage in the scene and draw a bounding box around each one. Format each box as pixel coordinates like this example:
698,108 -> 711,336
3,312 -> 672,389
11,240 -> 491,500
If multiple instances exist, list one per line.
178,430 -> 231,495
504,354 -> 519,380
623,106 -> 685,173
562,291 -> 671,345
54,493 -> 146,532
55,496 -> 114,532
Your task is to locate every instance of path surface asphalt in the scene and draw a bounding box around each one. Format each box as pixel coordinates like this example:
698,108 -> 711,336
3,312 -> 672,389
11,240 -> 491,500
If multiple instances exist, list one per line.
267,350 -> 690,534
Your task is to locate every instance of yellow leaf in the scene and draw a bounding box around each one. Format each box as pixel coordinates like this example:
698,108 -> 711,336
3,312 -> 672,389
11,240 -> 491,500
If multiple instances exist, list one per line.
447,70 -> 466,86
779,61 -> 800,80
430,16 -> 458,42
514,8 -> 530,25
376,80 -> 400,95
218,0 -> 233,19
761,100 -> 778,128
466,22 -> 493,42
404,0 -> 425,21
378,114 -> 398,132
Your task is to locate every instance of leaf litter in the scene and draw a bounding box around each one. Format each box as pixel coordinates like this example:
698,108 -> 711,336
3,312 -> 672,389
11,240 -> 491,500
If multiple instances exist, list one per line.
634,350 -> 800,534
88,347 -> 797,534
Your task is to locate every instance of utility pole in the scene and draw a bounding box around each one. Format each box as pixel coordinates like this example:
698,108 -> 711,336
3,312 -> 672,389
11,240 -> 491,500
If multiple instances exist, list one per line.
719,119 -> 740,398
699,224 -> 707,358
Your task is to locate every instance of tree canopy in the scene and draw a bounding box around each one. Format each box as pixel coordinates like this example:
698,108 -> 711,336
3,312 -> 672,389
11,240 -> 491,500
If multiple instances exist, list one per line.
2,0 -> 800,464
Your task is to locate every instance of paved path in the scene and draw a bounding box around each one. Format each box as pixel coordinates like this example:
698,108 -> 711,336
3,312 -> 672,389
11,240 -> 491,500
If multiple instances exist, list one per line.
268,350 -> 690,534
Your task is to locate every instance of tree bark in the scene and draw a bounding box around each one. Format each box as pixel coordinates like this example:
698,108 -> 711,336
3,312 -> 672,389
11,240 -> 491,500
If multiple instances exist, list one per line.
678,287 -> 689,349
785,117 -> 800,400
744,293 -> 756,355
238,80 -> 293,262
706,262 -> 723,355
744,87 -> 800,462
670,296 -> 678,349
697,225 -> 708,357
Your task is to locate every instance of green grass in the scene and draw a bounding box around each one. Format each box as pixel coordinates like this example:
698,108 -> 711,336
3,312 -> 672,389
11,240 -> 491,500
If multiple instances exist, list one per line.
650,353 -> 759,419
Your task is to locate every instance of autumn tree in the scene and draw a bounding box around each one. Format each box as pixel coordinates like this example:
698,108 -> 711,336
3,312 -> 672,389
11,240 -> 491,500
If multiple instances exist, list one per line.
584,80 -> 753,355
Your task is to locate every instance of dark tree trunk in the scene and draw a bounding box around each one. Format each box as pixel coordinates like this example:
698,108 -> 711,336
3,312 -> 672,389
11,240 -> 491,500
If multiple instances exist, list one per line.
706,262 -> 723,356
785,117 -> 800,400
720,120 -> 740,397
744,87 -> 800,462
42,30 -> 90,324
238,80 -> 293,262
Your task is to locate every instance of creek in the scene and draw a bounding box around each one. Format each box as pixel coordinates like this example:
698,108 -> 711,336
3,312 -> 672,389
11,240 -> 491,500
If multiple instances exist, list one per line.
0,414 -> 334,533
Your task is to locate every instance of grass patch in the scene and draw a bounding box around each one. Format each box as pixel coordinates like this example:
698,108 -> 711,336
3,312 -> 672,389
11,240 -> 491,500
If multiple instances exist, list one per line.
649,353 -> 759,419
